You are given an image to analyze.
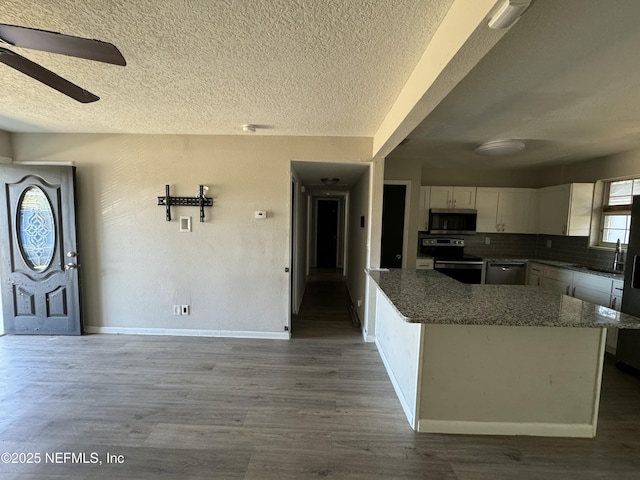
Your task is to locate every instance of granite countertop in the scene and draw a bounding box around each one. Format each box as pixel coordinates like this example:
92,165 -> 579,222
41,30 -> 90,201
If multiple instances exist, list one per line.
368,268 -> 640,329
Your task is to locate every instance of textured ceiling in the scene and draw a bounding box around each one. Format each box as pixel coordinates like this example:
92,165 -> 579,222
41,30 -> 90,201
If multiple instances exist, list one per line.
0,0 -> 453,135
390,0 -> 640,169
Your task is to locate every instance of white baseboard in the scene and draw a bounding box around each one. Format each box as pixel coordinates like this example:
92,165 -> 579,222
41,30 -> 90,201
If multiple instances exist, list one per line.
0,156 -> 11,164
83,326 -> 290,340
418,419 -> 596,438
375,337 -> 415,429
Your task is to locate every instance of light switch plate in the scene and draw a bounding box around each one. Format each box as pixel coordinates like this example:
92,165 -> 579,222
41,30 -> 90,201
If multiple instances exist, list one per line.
255,211 -> 267,219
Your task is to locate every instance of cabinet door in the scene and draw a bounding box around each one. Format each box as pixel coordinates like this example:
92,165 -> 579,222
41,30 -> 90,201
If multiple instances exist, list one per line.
528,273 -> 542,287
541,277 -> 572,295
573,286 -> 612,306
452,186 -> 476,209
500,190 -> 532,233
528,262 -> 544,286
537,185 -> 570,235
430,186 -> 452,209
475,188 -> 500,232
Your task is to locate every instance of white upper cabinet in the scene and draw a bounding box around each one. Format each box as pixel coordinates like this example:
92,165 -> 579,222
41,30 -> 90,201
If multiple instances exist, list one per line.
430,186 -> 476,209
536,183 -> 594,236
476,188 -> 534,233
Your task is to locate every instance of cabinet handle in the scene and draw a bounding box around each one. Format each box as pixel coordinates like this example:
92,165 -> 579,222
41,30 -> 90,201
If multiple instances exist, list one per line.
572,286 -> 576,297
537,278 -> 541,286
453,199 -> 457,207
502,224 -> 506,232
612,297 -> 617,310
566,285 -> 570,295
496,224 -> 500,231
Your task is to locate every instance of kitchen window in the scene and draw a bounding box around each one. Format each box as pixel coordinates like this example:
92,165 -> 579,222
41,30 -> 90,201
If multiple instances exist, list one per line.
600,178 -> 640,245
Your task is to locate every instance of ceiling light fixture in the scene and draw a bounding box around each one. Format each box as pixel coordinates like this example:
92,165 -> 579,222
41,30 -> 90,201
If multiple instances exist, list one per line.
488,0 -> 531,29
320,177 -> 340,185
475,139 -> 525,156
242,124 -> 257,133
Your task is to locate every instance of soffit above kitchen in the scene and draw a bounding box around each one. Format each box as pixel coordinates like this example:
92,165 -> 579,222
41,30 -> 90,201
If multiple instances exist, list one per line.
0,0 -> 454,135
389,0 -> 640,170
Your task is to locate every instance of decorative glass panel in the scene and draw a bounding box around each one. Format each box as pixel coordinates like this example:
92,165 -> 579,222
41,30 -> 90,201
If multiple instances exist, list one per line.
18,187 -> 56,271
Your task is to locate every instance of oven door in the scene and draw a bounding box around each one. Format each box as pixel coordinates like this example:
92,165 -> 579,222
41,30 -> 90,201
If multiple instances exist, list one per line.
434,260 -> 483,284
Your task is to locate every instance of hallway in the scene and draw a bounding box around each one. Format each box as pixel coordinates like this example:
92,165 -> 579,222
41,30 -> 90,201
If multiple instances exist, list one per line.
292,268 -> 361,339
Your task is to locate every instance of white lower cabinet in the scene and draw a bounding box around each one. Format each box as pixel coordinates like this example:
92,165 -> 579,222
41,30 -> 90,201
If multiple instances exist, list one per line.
527,262 -> 544,287
607,280 -> 624,354
533,264 -> 623,354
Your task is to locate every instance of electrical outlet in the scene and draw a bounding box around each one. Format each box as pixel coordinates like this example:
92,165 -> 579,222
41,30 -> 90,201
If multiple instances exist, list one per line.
173,305 -> 182,316
484,237 -> 491,245
181,305 -> 190,315
357,299 -> 362,308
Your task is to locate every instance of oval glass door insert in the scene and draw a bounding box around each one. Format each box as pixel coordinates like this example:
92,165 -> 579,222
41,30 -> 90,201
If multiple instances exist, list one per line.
18,186 -> 56,271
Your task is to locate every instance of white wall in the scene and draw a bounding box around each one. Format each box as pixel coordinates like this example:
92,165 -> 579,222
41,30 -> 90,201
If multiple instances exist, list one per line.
11,133 -> 371,337
346,167 -> 370,324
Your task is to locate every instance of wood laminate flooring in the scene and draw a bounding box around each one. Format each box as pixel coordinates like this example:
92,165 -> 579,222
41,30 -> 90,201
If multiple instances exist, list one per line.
1,269 -> 640,479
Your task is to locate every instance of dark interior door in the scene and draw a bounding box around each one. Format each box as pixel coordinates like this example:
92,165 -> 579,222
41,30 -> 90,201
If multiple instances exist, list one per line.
0,164 -> 82,335
381,184 -> 406,268
316,199 -> 338,268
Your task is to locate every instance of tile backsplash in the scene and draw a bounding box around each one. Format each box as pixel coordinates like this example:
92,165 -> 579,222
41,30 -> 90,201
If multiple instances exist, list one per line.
427,233 -> 619,270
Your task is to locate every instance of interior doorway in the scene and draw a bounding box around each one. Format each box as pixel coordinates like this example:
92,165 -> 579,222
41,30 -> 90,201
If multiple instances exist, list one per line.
316,199 -> 339,268
380,182 -> 409,268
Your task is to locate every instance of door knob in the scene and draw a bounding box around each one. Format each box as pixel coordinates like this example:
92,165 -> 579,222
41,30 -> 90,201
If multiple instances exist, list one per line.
64,263 -> 78,270
395,254 -> 402,260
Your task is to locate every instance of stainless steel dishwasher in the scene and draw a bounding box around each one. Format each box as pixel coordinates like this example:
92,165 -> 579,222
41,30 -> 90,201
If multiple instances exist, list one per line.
485,261 -> 527,285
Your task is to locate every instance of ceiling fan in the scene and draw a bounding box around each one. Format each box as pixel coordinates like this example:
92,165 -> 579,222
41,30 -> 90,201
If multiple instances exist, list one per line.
0,23 -> 126,103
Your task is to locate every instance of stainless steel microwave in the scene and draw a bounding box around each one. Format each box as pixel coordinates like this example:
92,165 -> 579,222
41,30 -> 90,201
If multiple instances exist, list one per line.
428,208 -> 477,234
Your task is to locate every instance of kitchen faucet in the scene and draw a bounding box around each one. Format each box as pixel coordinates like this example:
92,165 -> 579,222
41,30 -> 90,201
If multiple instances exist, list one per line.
613,239 -> 624,271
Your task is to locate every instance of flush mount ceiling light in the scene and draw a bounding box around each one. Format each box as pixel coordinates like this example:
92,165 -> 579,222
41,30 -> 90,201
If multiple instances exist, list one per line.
488,0 -> 531,29
475,139 -> 525,156
242,124 -> 257,133
320,177 -> 340,185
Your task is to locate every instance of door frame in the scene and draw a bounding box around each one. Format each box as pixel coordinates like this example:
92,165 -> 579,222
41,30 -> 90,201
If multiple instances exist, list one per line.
382,180 -> 411,269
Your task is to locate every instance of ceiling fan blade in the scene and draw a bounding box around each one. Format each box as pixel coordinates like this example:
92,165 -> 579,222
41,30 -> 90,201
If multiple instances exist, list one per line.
0,47 -> 99,103
0,23 -> 126,66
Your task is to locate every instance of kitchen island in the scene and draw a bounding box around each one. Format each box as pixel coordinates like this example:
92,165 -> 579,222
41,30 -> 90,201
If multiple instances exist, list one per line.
368,268 -> 640,438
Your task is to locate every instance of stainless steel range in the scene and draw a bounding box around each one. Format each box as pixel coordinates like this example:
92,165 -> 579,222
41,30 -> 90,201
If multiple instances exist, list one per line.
419,237 -> 483,284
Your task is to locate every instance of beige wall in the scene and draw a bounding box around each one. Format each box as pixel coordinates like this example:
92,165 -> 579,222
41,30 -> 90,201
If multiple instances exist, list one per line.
421,166 -> 543,187
11,133 -> 371,337
289,170 -> 308,315
536,151 -> 640,185
0,130 -> 11,160
346,167 -> 371,324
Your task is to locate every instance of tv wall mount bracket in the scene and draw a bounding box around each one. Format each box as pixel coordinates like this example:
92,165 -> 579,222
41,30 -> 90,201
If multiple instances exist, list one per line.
157,184 -> 213,222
